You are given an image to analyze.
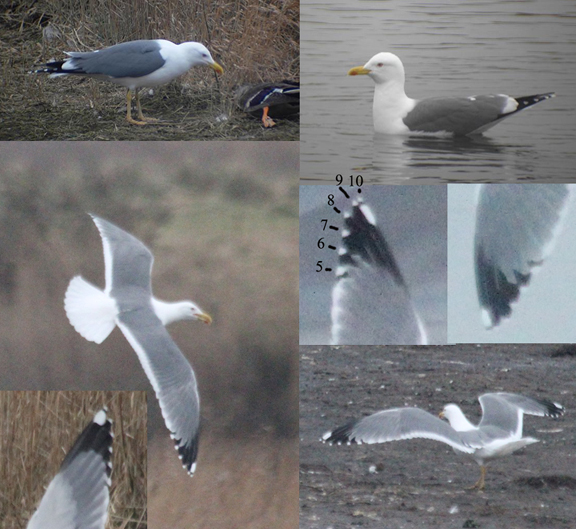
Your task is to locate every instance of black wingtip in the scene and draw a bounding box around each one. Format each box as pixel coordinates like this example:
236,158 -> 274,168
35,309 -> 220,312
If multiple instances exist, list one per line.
173,432 -> 199,477
340,200 -> 407,287
60,408 -> 113,475
514,92 -> 556,111
538,399 -> 565,419
321,421 -> 358,445
475,243 -> 531,328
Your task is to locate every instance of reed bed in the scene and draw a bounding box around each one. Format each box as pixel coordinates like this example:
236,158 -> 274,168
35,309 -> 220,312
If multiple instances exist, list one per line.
0,390 -> 147,529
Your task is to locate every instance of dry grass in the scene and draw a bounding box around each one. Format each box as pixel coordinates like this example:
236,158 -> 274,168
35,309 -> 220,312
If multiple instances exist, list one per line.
0,0 -> 298,139
0,390 -> 147,529
35,0 -> 299,83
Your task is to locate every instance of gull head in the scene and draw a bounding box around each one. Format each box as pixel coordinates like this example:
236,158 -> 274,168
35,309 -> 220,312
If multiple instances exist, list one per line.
181,42 -> 223,74
440,404 -> 476,432
348,52 -> 405,86
153,298 -> 212,326
178,301 -> 213,324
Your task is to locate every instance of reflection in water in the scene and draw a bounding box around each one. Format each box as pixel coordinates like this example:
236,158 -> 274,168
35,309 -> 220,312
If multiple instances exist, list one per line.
339,133 -> 549,184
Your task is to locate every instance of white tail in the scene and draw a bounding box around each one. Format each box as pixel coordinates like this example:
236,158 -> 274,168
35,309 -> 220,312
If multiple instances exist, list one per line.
64,276 -> 117,344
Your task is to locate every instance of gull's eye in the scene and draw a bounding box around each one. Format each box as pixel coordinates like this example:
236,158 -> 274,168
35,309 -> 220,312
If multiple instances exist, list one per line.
377,63 -> 383,67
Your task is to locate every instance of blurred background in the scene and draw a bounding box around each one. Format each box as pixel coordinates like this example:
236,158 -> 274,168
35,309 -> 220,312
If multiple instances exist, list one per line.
0,390 -> 147,529
0,142 -> 298,528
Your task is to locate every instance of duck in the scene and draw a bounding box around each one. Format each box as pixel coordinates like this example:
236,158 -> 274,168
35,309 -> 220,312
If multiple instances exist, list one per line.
235,80 -> 299,127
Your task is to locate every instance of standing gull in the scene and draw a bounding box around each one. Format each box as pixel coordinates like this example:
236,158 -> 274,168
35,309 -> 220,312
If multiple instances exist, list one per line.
348,52 -> 554,136
33,39 -> 224,125
27,408 -> 113,529
65,214 -> 212,475
331,198 -> 427,345
475,184 -> 572,328
323,392 -> 564,490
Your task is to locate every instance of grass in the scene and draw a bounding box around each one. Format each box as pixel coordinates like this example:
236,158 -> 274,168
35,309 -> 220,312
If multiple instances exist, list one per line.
0,391 -> 147,529
0,0 -> 298,139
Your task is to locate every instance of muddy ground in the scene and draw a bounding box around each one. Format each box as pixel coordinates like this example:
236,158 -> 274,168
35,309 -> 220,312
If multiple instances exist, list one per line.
300,344 -> 576,529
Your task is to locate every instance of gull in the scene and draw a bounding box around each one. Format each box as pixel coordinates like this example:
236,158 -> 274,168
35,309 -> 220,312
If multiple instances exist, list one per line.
26,408 -> 113,529
331,198 -> 427,345
348,52 -> 555,136
474,184 -> 573,328
33,39 -> 224,125
322,392 -> 564,490
65,214 -> 212,475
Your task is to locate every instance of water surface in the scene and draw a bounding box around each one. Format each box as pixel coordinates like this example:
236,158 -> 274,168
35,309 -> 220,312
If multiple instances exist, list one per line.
301,0 -> 576,183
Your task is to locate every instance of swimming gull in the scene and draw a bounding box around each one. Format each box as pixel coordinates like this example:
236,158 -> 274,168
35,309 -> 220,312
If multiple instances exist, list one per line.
475,184 -> 572,328
27,408 -> 113,529
348,52 -> 555,136
322,392 -> 564,490
235,80 -> 300,127
33,39 -> 224,125
64,214 -> 212,475
331,198 -> 427,345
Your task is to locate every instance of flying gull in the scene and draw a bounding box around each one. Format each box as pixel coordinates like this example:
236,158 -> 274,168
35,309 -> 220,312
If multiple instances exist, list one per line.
33,39 -> 224,125
475,184 -> 572,328
348,52 -> 555,136
323,392 -> 564,490
331,198 -> 427,345
26,408 -> 113,529
64,214 -> 212,475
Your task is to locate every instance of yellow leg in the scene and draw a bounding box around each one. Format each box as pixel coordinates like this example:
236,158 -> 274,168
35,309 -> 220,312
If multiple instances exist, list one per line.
126,89 -> 147,125
135,90 -> 159,123
262,106 -> 276,128
468,465 -> 486,491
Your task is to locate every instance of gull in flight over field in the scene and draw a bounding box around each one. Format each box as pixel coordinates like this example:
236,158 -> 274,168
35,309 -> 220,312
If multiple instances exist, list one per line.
323,392 -> 564,490
26,408 -> 113,529
348,52 -> 555,136
65,214 -> 212,475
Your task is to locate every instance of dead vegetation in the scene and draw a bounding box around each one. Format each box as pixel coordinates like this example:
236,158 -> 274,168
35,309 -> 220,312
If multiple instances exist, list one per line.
0,0 -> 299,139
0,390 -> 147,529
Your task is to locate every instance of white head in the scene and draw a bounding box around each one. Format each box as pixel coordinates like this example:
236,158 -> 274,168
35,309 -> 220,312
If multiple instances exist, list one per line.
439,404 -> 476,431
178,301 -> 212,323
181,42 -> 224,74
348,52 -> 405,87
152,298 -> 212,326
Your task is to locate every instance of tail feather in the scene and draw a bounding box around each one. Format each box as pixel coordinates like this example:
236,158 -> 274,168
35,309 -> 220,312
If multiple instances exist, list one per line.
64,276 -> 117,344
31,59 -> 84,76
